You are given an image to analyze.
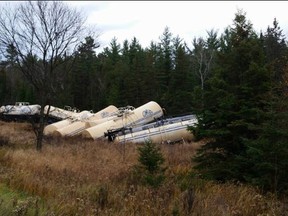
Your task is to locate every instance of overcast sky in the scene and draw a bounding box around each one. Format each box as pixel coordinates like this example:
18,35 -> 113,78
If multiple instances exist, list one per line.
1,1 -> 288,52
65,1 -> 288,52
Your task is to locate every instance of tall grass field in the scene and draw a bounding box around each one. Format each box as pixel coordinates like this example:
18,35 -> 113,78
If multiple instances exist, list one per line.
0,120 -> 286,215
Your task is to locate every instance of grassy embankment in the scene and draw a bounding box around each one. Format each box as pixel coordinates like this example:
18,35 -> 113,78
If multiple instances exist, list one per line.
0,120 -> 286,215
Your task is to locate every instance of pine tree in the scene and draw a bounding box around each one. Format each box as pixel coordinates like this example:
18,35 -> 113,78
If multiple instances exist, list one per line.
146,41 -> 163,103
134,141 -> 166,188
262,18 -> 288,82
167,36 -> 193,115
71,36 -> 98,110
100,38 -> 122,106
157,27 -> 173,108
245,20 -> 288,194
190,10 -> 271,182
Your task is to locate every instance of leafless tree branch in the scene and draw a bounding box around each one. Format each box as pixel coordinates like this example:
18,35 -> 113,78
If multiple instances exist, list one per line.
0,0 -> 98,150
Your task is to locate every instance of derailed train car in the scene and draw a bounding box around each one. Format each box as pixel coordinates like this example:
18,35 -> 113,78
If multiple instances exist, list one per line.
0,102 -> 79,123
0,102 -> 41,122
1,100 -> 197,144
45,105 -> 119,136
106,114 -> 197,144
44,105 -> 80,122
81,101 -> 164,140
42,101 -> 165,140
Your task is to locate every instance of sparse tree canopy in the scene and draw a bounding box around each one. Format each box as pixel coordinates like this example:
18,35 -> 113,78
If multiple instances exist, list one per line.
0,1 -> 87,92
0,0 -> 98,150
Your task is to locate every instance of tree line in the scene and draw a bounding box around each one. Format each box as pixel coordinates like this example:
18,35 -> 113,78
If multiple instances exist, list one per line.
0,26 -> 204,116
1,9 -> 286,117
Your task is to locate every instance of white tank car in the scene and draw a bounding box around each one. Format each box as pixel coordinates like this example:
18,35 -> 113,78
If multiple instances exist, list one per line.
0,102 -> 40,115
52,105 -> 119,137
81,101 -> 164,140
44,110 -> 88,135
44,105 -> 79,120
44,105 -> 118,136
114,115 -> 198,144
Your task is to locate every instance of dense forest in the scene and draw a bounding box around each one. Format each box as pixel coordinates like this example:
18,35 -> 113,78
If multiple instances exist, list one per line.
1,5 -> 288,195
0,25 -> 199,115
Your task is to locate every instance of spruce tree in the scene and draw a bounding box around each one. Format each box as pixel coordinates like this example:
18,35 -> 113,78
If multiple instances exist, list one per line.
102,38 -> 122,106
190,10 -> 271,182
245,20 -> 288,194
71,36 -> 98,110
168,36 -> 193,115
134,141 -> 166,188
157,27 -> 173,109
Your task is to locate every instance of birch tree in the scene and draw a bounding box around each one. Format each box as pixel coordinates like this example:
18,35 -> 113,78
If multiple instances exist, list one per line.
189,30 -> 219,91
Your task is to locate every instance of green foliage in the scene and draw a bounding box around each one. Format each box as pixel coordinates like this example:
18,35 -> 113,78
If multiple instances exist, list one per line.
0,184 -> 48,215
134,141 -> 166,188
70,36 -> 98,110
0,26 -> 202,115
244,81 -> 288,193
189,10 -> 288,195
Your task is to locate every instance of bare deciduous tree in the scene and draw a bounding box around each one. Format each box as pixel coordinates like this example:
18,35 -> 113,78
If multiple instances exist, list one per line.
0,1 -> 97,150
187,30 -> 219,91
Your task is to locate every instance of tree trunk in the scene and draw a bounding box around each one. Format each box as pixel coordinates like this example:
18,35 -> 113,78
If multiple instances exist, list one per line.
36,94 -> 47,151
36,112 -> 44,151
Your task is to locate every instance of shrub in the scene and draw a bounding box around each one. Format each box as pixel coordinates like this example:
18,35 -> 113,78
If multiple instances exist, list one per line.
133,141 -> 166,188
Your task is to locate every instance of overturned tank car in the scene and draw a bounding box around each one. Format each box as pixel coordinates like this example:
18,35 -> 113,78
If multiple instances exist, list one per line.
0,102 -> 41,122
81,101 -> 164,140
44,105 -> 119,136
106,114 -> 197,144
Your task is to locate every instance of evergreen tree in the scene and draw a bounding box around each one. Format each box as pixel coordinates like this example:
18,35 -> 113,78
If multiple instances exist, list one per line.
125,37 -> 146,106
262,18 -> 288,83
190,10 -> 271,183
146,41 -> 163,103
246,85 -> 288,193
102,38 -> 123,106
116,39 -> 130,106
245,21 -> 288,194
71,36 -> 98,110
157,27 -> 173,108
167,36 -> 193,115
134,141 -> 166,188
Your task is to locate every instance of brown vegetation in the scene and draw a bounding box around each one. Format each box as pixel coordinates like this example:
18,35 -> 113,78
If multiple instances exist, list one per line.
0,120 -> 286,215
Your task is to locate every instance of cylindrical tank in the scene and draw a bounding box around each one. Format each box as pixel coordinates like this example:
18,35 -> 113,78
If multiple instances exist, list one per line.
43,110 -> 88,136
2,104 -> 41,115
21,104 -> 41,115
89,105 -> 118,120
44,119 -> 73,135
1,105 -> 13,113
115,118 -> 197,144
81,119 -> 118,140
82,101 -> 164,140
86,115 -> 119,127
53,121 -> 87,137
44,105 -> 78,120
0,106 -> 5,114
50,105 -> 119,137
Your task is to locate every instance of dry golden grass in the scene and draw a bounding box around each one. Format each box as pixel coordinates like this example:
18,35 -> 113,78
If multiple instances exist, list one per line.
0,120 -> 35,148
0,120 -> 286,215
